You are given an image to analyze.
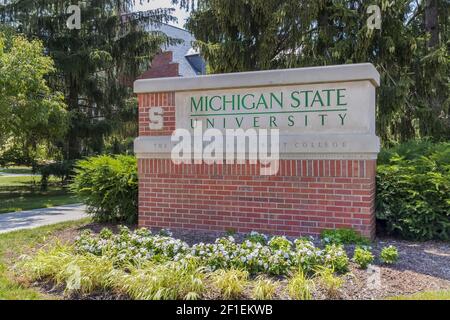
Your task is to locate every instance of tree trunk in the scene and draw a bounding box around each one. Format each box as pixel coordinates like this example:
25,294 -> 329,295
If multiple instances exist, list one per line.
425,0 -> 439,47
317,0 -> 333,61
66,83 -> 81,160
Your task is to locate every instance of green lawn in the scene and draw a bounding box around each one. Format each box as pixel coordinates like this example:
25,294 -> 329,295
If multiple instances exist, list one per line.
0,192 -> 81,214
0,166 -> 33,175
0,175 -> 42,186
0,175 -> 80,214
390,290 -> 450,300
0,219 -> 91,299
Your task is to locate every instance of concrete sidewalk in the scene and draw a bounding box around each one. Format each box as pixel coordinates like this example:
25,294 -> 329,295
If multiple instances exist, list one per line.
0,204 -> 88,234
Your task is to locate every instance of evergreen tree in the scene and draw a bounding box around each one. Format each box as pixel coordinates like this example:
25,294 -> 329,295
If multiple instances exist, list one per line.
180,0 -> 449,143
0,0 -> 177,159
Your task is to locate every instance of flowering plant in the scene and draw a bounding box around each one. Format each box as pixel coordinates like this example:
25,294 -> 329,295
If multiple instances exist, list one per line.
75,227 -> 352,276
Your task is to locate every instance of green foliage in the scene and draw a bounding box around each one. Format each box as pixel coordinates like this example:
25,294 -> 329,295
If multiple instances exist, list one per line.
0,1 -> 177,160
323,244 -> 349,273
376,141 -> 450,240
268,236 -> 292,251
252,276 -> 278,300
112,260 -> 205,300
352,246 -> 374,269
70,155 -> 137,223
212,268 -> 248,299
378,140 -> 450,164
0,219 -> 90,300
19,243 -> 205,299
244,231 -> 268,245
321,228 -> 370,245
36,160 -> 76,189
18,227 -> 357,299
287,269 -> 314,300
0,33 -> 67,164
380,246 -> 399,264
183,0 -> 450,142
314,266 -> 343,299
74,227 -> 351,277
18,243 -> 114,295
390,289 -> 450,300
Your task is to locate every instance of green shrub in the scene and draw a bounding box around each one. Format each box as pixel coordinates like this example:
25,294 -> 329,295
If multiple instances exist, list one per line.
352,246 -> 374,269
70,155 -> 138,223
321,228 -> 370,245
322,244 -> 349,273
380,245 -> 399,264
376,141 -> 450,240
268,236 -> 292,251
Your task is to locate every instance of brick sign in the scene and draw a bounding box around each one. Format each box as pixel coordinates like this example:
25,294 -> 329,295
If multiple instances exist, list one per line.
134,63 -> 380,238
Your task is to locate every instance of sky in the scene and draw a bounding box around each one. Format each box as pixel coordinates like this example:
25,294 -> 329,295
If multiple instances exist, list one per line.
132,0 -> 190,28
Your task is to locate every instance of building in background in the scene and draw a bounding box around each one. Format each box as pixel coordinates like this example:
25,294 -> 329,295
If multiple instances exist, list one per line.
139,23 -> 206,79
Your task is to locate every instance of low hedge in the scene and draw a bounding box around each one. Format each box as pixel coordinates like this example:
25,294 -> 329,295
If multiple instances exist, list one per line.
70,155 -> 138,223
376,141 -> 450,240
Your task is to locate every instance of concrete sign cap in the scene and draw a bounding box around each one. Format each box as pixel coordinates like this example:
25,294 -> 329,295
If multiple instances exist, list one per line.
134,63 -> 380,94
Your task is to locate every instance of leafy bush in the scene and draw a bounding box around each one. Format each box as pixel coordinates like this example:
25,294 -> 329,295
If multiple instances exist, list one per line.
322,244 -> 349,273
376,141 -> 450,240
380,245 -> 399,264
70,155 -> 138,223
352,246 -> 374,269
268,236 -> 292,251
294,238 -> 324,273
321,228 -> 370,245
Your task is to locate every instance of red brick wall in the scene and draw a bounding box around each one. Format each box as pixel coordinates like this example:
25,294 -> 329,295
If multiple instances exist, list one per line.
137,91 -> 377,239
138,159 -> 376,238
139,51 -> 179,79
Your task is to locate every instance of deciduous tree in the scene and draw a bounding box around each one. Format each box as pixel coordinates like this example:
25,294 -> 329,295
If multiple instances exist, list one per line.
0,33 -> 67,165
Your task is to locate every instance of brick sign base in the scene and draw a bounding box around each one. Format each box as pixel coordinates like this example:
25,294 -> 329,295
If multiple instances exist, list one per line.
138,159 -> 376,238
134,64 -> 381,239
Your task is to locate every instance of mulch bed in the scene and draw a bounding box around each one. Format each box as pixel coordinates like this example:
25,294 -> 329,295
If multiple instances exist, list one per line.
22,223 -> 450,300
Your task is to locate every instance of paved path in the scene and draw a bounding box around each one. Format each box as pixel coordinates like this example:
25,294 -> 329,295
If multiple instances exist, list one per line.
0,204 -> 88,234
